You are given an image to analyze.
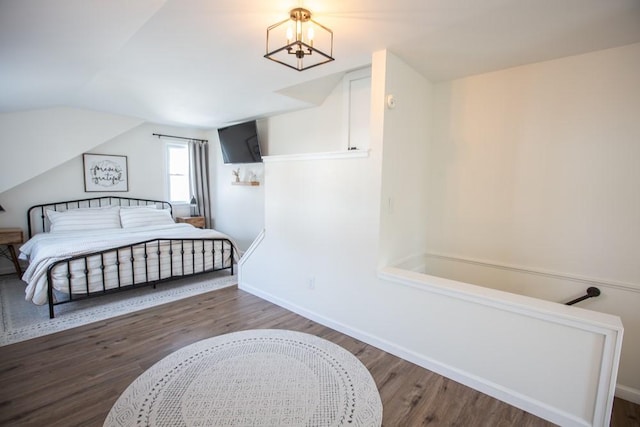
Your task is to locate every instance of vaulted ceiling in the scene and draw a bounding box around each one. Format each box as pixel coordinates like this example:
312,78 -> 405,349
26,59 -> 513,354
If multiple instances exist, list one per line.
1,0 -> 640,129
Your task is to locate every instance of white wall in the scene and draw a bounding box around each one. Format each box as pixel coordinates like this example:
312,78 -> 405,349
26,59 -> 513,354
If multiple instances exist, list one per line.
239,50 -> 385,341
426,42 -> 640,400
0,107 -> 143,193
240,50 -> 622,425
402,253 -> 640,404
428,43 -> 640,285
378,54 -> 431,267
265,78 -> 346,155
208,124 -> 265,252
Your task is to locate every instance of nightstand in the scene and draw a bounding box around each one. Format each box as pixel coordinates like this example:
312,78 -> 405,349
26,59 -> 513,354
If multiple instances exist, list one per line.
176,216 -> 205,228
0,228 -> 23,276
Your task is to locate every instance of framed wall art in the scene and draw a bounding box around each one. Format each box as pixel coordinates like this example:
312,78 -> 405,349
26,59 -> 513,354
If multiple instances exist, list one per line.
83,153 -> 129,192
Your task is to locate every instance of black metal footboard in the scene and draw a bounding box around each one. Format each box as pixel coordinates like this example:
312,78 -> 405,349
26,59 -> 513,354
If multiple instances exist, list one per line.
45,238 -> 234,318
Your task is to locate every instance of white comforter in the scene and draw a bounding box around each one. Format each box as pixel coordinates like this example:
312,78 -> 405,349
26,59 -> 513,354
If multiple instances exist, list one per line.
20,224 -> 234,305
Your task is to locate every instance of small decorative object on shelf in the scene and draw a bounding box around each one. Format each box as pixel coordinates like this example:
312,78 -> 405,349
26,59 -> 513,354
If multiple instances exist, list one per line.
230,168 -> 260,186
176,216 -> 205,228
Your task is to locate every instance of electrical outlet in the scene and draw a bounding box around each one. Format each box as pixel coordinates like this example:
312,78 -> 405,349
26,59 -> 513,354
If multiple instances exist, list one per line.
307,276 -> 316,290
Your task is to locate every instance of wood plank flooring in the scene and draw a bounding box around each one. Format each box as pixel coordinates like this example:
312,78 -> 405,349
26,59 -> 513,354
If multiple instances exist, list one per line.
0,285 -> 638,426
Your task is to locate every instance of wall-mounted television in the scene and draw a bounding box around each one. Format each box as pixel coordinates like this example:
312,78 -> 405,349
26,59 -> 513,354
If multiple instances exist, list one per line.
217,120 -> 263,164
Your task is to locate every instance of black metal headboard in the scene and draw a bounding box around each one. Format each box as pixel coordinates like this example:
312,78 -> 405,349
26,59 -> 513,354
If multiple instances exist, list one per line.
27,196 -> 172,238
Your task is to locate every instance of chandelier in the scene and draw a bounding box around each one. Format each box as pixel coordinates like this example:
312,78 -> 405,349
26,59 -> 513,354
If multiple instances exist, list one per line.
264,8 -> 334,71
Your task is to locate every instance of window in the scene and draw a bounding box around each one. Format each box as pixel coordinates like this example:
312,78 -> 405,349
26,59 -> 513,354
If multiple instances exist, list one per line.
165,143 -> 191,203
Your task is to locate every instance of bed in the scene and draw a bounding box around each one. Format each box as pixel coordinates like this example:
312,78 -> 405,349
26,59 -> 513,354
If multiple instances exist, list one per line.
21,196 -> 235,318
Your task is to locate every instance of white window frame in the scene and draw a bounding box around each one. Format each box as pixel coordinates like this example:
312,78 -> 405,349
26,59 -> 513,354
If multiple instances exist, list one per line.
164,141 -> 192,204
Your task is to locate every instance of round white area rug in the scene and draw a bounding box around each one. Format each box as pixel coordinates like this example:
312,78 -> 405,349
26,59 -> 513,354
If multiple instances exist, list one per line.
104,329 -> 382,426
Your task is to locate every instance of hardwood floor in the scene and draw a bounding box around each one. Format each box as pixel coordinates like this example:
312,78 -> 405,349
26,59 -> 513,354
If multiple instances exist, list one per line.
0,285 -> 638,426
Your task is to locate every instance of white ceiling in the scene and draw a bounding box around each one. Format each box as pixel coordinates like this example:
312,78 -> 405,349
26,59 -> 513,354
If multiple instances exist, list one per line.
1,0 -> 640,129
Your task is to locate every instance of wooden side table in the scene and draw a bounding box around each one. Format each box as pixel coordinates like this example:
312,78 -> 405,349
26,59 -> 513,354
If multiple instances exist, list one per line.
176,216 -> 206,229
0,228 -> 24,277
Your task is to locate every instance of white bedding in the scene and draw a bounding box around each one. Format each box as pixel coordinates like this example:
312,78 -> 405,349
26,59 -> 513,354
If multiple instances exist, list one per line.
20,223 -> 235,305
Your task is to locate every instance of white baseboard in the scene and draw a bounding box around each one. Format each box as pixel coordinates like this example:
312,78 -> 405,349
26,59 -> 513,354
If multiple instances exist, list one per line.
616,384 -> 640,405
239,280 -> 589,427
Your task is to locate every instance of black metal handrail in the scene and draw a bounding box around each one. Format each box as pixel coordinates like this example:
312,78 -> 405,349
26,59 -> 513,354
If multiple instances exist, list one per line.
565,287 -> 601,306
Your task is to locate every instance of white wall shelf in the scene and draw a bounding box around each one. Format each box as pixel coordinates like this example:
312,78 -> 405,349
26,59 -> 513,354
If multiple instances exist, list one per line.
262,149 -> 370,163
232,181 -> 260,186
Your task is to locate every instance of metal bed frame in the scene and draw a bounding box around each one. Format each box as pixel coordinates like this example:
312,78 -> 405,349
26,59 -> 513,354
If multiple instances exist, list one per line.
27,197 -> 234,318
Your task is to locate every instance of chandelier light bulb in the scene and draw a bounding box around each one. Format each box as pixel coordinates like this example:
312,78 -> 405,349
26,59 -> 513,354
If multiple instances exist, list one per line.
308,26 -> 314,46
286,26 -> 293,44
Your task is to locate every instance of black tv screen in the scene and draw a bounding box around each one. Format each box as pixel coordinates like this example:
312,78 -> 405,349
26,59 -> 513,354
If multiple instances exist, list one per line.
218,121 -> 263,164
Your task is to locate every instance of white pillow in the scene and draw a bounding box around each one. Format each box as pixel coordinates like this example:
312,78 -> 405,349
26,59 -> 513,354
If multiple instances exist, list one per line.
46,206 -> 121,233
119,207 -> 174,228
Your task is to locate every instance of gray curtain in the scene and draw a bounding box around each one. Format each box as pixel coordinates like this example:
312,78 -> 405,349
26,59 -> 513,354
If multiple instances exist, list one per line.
189,140 -> 212,228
